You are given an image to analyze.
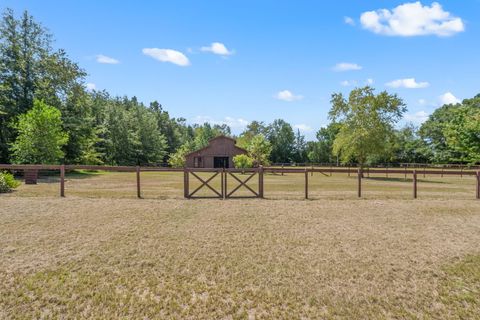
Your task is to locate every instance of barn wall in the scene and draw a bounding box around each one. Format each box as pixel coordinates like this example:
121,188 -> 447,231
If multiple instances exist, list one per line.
185,137 -> 247,168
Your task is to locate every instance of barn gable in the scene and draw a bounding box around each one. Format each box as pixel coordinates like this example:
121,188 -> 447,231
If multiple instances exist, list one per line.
185,135 -> 247,168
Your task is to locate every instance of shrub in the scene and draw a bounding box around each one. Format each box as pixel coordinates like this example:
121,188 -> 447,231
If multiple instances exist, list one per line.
233,154 -> 254,169
0,171 -> 20,193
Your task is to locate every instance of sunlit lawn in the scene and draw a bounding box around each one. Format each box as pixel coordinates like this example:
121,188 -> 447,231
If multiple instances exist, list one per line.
1,171 -> 479,318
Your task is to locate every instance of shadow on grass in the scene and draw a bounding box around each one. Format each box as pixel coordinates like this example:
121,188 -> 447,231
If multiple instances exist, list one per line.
22,170 -> 106,184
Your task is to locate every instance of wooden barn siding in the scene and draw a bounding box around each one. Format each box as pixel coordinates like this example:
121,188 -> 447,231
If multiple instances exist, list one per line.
185,138 -> 247,168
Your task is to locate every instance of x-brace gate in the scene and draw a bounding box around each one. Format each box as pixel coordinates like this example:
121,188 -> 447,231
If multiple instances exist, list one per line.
184,168 -> 264,199
184,169 -> 223,198
224,171 -> 260,198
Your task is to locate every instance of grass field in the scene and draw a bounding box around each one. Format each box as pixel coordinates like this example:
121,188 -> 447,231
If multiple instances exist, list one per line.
1,171 -> 480,318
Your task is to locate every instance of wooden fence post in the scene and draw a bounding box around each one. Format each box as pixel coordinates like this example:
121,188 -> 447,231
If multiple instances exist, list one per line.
259,166 -> 264,198
476,171 -> 480,200
404,167 -> 407,181
60,164 -> 65,197
183,168 -> 189,198
224,169 -> 228,198
281,164 -> 284,176
348,166 -> 350,177
222,168 -> 225,200
357,168 -> 362,198
413,170 -> 417,199
136,166 -> 141,198
305,168 -> 309,199
311,165 -> 314,177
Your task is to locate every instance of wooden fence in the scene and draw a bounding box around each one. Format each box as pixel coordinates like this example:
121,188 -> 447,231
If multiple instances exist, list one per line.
1,164 -> 479,200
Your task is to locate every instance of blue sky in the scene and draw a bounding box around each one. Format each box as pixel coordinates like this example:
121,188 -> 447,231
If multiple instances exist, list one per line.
2,1 -> 480,139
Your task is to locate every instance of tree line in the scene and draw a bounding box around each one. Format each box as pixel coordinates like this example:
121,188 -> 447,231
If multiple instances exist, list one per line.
1,9 -> 479,167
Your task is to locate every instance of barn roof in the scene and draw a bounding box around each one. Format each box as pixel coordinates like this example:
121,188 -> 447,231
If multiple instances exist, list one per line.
185,135 -> 248,157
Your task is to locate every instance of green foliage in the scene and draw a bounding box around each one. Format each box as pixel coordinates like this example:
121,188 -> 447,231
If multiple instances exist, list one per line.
1,9 -> 479,167
420,95 -> 480,164
0,171 -> 20,193
168,142 -> 194,168
10,100 -> 68,164
192,123 -> 229,150
329,86 -> 406,166
0,9 -> 85,163
246,134 -> 272,166
233,154 -> 254,169
307,123 -> 341,163
265,119 -> 295,163
237,121 -> 267,148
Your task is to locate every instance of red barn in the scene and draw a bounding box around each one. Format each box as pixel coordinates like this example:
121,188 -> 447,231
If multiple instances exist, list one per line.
185,136 -> 247,168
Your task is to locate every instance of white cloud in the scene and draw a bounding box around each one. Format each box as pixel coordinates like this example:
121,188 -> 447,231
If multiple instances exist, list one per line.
366,78 -> 374,85
200,42 -> 234,56
86,83 -> 96,91
404,110 -> 430,123
142,48 -> 190,66
418,98 -> 427,106
385,78 -> 429,89
193,116 -> 249,130
96,54 -> 119,64
293,124 -> 313,132
344,16 -> 355,26
340,80 -> 357,87
275,90 -> 303,102
333,62 -> 362,72
360,2 -> 465,37
439,92 -> 460,105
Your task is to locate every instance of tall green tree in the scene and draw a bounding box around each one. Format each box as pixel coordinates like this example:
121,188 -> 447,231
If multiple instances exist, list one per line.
329,86 -> 406,166
10,100 -> 68,164
307,122 -> 341,163
266,119 -> 295,163
0,8 -> 85,162
246,134 -> 272,166
420,94 -> 480,164
293,129 -> 307,163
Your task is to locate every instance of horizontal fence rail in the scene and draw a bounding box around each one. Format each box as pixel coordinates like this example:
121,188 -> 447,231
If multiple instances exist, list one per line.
1,164 -> 479,200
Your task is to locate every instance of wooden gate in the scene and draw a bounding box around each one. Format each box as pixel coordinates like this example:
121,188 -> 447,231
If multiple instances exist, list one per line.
184,168 -> 264,199
224,169 -> 262,198
184,168 -> 224,199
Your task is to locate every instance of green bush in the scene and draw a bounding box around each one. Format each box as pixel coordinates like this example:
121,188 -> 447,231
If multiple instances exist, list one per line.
0,171 -> 20,193
233,154 -> 254,169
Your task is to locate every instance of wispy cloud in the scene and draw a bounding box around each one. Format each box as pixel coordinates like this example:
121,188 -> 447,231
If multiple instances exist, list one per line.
340,80 -> 357,87
86,83 -> 96,91
293,124 -> 313,132
200,42 -> 234,56
96,54 -> 119,64
192,116 -> 249,130
333,62 -> 362,72
385,78 -> 429,89
360,2 -> 464,37
275,90 -> 303,102
142,48 -> 190,66
404,111 -> 429,123
344,16 -> 355,26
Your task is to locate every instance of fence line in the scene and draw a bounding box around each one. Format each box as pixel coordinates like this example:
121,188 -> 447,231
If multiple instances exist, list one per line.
1,164 -> 479,200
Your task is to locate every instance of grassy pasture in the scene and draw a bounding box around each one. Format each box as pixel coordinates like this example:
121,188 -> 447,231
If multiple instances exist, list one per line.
3,168 -> 479,200
1,171 -> 480,319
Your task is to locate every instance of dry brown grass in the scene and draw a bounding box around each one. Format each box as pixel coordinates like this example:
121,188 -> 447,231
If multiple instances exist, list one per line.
1,189 -> 480,318
4,169 -> 479,200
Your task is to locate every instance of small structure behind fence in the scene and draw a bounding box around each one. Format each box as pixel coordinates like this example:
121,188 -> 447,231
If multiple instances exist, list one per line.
1,164 -> 479,200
